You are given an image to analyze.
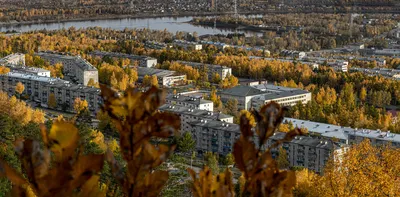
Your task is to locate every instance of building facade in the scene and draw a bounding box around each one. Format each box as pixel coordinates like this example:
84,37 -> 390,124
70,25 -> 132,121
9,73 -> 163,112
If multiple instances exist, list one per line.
159,104 -> 233,132
173,40 -> 203,50
36,52 -> 99,86
89,51 -> 158,68
176,61 -> 232,80
165,94 -> 213,111
136,67 -> 186,87
0,71 -> 102,113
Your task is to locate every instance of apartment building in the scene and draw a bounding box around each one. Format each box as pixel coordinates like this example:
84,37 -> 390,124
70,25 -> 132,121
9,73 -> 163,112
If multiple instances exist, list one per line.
159,104 -> 233,132
89,51 -> 158,68
267,133 -> 347,173
165,94 -> 214,111
10,66 -> 51,77
189,120 -> 240,155
176,61 -> 232,80
136,67 -> 186,87
173,40 -> 202,50
219,85 -> 312,110
283,118 -> 349,144
0,71 -> 102,113
350,67 -> 400,79
328,60 -> 348,72
36,52 -> 99,86
0,53 -> 25,66
347,129 -> 400,148
252,89 -> 312,109
280,50 -> 306,59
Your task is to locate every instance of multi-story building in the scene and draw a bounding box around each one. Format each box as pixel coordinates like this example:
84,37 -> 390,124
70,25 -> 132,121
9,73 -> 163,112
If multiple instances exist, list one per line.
0,53 -> 25,66
173,40 -> 203,50
280,50 -> 306,59
89,51 -> 158,68
328,60 -> 348,72
10,66 -> 51,77
350,67 -> 400,79
252,89 -> 312,109
159,104 -> 233,132
267,133 -> 347,173
0,71 -> 102,113
165,94 -> 213,111
347,129 -> 400,148
189,120 -> 240,155
219,85 -> 312,110
36,52 -> 99,86
136,67 -> 186,87
283,118 -> 350,144
176,61 -> 232,80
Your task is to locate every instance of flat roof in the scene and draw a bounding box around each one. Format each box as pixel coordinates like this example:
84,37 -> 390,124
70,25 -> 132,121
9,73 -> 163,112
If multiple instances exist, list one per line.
159,104 -> 233,120
176,61 -> 231,70
166,94 -> 213,105
136,67 -> 183,78
189,120 -> 240,133
348,129 -> 400,143
36,52 -> 97,71
89,51 -> 157,61
284,118 -> 349,141
2,71 -> 68,84
253,89 -> 311,101
11,66 -> 50,74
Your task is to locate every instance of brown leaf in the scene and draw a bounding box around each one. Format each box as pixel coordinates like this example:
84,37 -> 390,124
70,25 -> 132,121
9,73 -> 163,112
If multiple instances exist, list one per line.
233,137 -> 258,178
0,159 -> 27,187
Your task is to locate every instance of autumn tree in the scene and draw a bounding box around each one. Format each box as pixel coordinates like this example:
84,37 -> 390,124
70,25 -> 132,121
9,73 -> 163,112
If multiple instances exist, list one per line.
224,153 -> 235,166
48,93 -> 57,109
360,86 -> 367,103
15,82 -> 25,98
73,98 -> 88,114
0,66 -> 10,74
151,75 -> 159,87
204,152 -> 219,175
87,78 -> 96,87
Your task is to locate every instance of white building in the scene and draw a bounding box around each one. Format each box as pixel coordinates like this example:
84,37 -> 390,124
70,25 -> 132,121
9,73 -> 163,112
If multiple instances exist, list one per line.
165,94 -> 214,111
0,53 -> 25,66
328,60 -> 348,72
11,66 -> 51,77
252,89 -> 312,109
136,67 -> 186,87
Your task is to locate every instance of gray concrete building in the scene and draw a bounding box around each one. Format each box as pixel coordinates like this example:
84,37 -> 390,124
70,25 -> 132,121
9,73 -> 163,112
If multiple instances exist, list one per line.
10,66 -> 51,77
176,61 -> 232,80
0,53 -> 25,66
189,120 -> 240,155
36,52 -> 99,86
159,104 -> 233,133
165,94 -> 213,111
89,51 -> 158,68
347,129 -> 400,148
0,71 -> 102,113
267,133 -> 347,173
136,67 -> 186,87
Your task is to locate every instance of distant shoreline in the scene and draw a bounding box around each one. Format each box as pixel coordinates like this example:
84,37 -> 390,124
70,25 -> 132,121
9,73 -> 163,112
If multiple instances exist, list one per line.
2,8 -> 400,28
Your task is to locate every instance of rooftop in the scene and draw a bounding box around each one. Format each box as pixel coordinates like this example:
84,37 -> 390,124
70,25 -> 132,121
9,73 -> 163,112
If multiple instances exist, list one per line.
253,89 -> 311,101
270,132 -> 340,150
348,129 -> 400,144
176,61 -> 231,71
89,51 -> 156,61
220,85 -> 265,97
166,94 -> 213,105
136,67 -> 182,78
35,52 -> 97,71
188,119 -> 240,133
159,104 -> 233,121
283,118 -> 349,141
10,66 -> 50,74
2,71 -> 68,84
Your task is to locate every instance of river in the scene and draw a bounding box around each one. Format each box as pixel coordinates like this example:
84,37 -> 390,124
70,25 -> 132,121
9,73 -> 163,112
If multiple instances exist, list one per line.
0,16 -> 254,36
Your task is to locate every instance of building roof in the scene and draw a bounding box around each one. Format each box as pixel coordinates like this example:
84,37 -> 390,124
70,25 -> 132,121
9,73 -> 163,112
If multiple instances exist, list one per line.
3,71 -> 68,84
159,104 -> 233,120
283,118 -> 349,141
176,61 -> 231,71
189,120 -> 240,133
36,52 -> 97,71
253,89 -> 311,102
89,51 -> 157,61
252,83 -> 297,92
348,129 -> 400,143
220,85 -> 265,97
10,66 -> 50,74
136,67 -> 181,78
166,94 -> 213,105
